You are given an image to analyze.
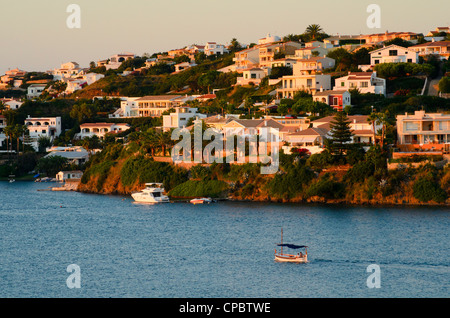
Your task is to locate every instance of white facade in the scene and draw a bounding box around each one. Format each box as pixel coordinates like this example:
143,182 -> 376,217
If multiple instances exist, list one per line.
25,116 -> 62,150
204,42 -> 227,56
236,68 -> 267,86
27,84 -> 47,98
334,72 -> 386,95
1,98 -> 23,110
276,74 -> 332,99
78,123 -> 130,139
105,53 -> 135,70
370,44 -> 419,65
258,34 -> 282,45
293,57 -> 335,75
162,107 -> 206,131
51,62 -> 84,80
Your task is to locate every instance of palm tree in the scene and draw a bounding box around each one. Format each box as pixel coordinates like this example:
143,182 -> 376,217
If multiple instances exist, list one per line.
367,112 -> 378,145
305,24 -> 323,40
13,124 -> 26,157
375,112 -> 389,148
3,125 -> 13,156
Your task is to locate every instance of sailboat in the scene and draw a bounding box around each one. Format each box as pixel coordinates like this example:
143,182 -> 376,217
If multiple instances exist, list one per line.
274,228 -> 308,263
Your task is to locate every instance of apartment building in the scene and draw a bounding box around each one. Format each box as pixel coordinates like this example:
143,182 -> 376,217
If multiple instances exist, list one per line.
396,111 -> 450,152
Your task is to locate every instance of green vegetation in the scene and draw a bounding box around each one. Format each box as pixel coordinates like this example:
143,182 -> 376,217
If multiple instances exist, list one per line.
168,180 -> 229,198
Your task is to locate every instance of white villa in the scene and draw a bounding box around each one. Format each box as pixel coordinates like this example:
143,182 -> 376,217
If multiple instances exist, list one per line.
276,74 -> 331,99
27,84 -> 47,98
292,56 -> 335,75
162,107 -> 206,131
370,44 -> 419,66
236,68 -> 268,86
1,98 -> 23,110
409,41 -> 450,60
25,116 -> 62,150
78,122 -> 130,139
396,111 -> 450,152
204,42 -> 228,56
50,62 -> 84,80
333,72 -> 386,96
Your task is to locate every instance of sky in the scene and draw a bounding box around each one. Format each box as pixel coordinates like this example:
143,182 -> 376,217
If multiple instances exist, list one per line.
1,0 -> 449,75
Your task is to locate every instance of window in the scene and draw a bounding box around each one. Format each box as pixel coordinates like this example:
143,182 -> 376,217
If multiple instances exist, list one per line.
389,50 -> 398,56
360,82 -> 368,88
374,60 -> 380,64
407,59 -> 412,63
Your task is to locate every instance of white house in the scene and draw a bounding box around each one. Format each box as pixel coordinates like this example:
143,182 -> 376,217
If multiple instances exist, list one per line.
56,170 -> 83,182
204,42 -> 227,56
162,107 -> 207,131
25,116 -> 62,150
370,44 -> 419,66
258,34 -> 282,45
333,72 -> 386,96
50,62 -> 84,80
276,74 -> 331,98
236,68 -> 268,86
27,84 -> 47,98
174,61 -> 197,73
311,115 -> 382,144
1,98 -> 23,110
104,53 -> 135,70
78,122 -> 130,139
293,56 -> 335,75
45,146 -> 91,165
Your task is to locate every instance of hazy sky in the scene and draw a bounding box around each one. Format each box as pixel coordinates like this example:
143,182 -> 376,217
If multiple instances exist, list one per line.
1,0 -> 449,75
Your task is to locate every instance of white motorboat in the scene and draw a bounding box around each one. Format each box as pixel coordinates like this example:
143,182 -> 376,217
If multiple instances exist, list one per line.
131,183 -> 170,203
190,197 -> 212,204
274,228 -> 308,263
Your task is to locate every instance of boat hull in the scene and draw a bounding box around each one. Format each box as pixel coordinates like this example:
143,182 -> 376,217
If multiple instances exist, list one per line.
274,254 -> 307,263
131,193 -> 169,203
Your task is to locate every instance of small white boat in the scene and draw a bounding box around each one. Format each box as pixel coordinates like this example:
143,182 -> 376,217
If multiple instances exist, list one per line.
8,175 -> 15,183
274,228 -> 308,263
131,183 -> 170,203
190,197 -> 212,204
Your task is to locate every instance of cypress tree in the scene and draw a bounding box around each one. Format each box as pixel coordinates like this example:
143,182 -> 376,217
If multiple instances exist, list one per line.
327,112 -> 353,156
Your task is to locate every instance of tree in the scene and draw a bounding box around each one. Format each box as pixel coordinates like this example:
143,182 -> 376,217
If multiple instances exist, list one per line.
37,136 -> 52,153
438,77 -> 450,93
305,24 -> 323,40
36,155 -> 68,177
367,112 -> 378,145
327,112 -> 354,156
229,38 -> 242,52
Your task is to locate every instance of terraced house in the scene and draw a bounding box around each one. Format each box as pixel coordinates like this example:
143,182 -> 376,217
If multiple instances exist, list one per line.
396,111 -> 450,153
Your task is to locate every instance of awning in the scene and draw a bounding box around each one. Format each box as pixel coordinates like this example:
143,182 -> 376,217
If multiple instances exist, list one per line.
277,244 -> 307,249
288,135 -> 318,143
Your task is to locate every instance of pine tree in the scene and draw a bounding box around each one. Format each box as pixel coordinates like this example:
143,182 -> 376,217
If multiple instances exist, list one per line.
327,112 -> 353,156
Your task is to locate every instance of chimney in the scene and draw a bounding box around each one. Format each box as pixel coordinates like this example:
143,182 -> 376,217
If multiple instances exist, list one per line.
320,86 -> 323,92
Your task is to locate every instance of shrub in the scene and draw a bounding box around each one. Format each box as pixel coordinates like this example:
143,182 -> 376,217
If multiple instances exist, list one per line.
413,175 -> 447,203
306,173 -> 345,200
168,180 -> 229,198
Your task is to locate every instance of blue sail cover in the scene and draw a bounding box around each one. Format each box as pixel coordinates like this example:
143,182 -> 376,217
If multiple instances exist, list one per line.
277,244 -> 307,249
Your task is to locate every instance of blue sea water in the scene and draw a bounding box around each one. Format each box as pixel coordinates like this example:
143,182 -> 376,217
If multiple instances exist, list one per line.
0,181 -> 448,298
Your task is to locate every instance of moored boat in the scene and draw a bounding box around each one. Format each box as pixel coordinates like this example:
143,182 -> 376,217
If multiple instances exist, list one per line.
190,197 -> 212,204
131,183 -> 170,203
274,228 -> 308,263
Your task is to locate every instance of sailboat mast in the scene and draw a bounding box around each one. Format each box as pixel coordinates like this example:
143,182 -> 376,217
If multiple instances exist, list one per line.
281,228 -> 283,255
